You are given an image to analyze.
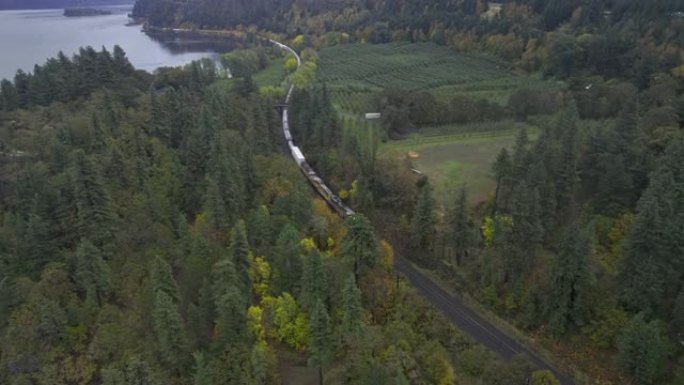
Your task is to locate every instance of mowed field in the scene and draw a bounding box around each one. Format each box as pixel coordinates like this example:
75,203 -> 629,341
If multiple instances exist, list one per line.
380,130 -> 533,206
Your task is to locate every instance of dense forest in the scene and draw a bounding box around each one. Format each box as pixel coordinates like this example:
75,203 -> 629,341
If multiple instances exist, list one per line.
1,0 -> 683,384
132,0 -> 684,384
0,44 -> 565,384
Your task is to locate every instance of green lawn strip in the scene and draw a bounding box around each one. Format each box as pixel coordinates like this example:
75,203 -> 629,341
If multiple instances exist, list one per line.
405,261 -> 592,385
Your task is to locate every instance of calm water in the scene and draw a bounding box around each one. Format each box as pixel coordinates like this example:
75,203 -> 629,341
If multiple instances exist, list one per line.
0,6 -> 221,80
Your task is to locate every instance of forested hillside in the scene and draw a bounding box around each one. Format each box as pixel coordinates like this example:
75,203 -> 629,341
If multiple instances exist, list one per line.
0,44 -> 561,384
129,0 -> 684,384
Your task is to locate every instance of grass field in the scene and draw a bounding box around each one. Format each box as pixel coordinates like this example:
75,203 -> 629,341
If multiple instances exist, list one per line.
380,127 -> 537,206
317,42 -> 564,113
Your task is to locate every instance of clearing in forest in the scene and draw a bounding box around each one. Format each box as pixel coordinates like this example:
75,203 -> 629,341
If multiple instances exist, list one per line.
380,128 -> 536,206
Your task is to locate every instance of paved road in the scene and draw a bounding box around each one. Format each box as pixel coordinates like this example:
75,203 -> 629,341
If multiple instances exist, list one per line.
395,257 -> 575,385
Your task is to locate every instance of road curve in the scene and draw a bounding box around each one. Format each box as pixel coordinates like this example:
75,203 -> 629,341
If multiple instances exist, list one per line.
269,38 -> 575,385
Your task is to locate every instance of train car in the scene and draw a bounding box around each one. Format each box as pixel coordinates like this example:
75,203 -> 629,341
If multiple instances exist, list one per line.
291,145 -> 306,166
273,40 -> 355,219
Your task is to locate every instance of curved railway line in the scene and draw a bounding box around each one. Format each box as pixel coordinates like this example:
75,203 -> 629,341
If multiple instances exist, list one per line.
269,39 -> 575,385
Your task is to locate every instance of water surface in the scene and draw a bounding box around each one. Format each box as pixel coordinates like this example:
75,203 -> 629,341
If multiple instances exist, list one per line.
0,6 -> 220,80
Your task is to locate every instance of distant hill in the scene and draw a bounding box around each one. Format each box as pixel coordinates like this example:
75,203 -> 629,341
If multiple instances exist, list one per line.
0,0 -> 133,10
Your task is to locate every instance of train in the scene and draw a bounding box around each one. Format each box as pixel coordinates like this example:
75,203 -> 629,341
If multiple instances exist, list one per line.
283,110 -> 356,218
270,38 -> 355,218
280,93 -> 355,217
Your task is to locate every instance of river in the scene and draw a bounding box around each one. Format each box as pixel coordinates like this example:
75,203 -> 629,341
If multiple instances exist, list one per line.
0,5 -> 222,80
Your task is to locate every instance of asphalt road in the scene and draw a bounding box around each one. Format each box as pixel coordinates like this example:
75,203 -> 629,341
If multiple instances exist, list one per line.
395,256 -> 575,385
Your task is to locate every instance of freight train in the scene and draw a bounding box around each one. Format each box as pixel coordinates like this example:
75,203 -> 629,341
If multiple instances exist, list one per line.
271,39 -> 356,218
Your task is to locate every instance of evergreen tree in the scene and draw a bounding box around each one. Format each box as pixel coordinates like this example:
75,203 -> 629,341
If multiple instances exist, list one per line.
273,223 -> 303,294
300,250 -> 327,312
0,79 -> 18,111
203,176 -> 229,232
152,290 -> 188,368
448,185 -> 473,266
112,45 -> 134,75
621,135 -> 684,314
511,128 -> 530,182
617,314 -> 665,385
555,103 -> 580,217
308,299 -> 331,385
70,149 -> 114,245
74,239 -> 112,307
211,254 -> 237,307
507,182 -> 543,283
215,285 -> 247,346
248,205 -> 271,250
340,274 -> 363,337
547,224 -> 591,335
341,214 -> 378,282
229,220 -> 251,297
151,255 -> 180,302
188,279 -> 215,348
411,179 -> 436,250
192,351 -> 211,385
491,148 -> 512,215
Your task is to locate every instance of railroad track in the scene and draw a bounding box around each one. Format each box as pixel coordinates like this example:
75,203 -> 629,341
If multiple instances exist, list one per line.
269,39 -> 575,385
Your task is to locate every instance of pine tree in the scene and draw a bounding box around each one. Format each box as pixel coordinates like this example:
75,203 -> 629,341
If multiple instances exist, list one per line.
340,274 -> 363,337
491,148 -> 512,215
308,299 -> 331,385
511,128 -> 530,182
555,102 -> 580,217
74,239 -> 112,307
70,149 -> 114,245
203,176 -> 229,232
411,179 -> 436,251
341,214 -> 378,281
215,285 -> 247,346
152,290 -> 188,368
273,223 -> 303,294
211,252 -> 237,305
248,205 -> 271,250
151,255 -> 180,303
300,250 -> 327,312
112,45 -> 134,75
617,314 -> 665,385
0,79 -> 19,111
230,220 -> 251,297
620,136 -> 684,314
448,185 -> 473,266
548,224 -> 591,335
507,182 -> 543,282
192,351 -> 211,385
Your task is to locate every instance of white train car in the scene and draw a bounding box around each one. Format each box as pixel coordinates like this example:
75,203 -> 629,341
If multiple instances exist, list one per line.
291,145 -> 306,166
